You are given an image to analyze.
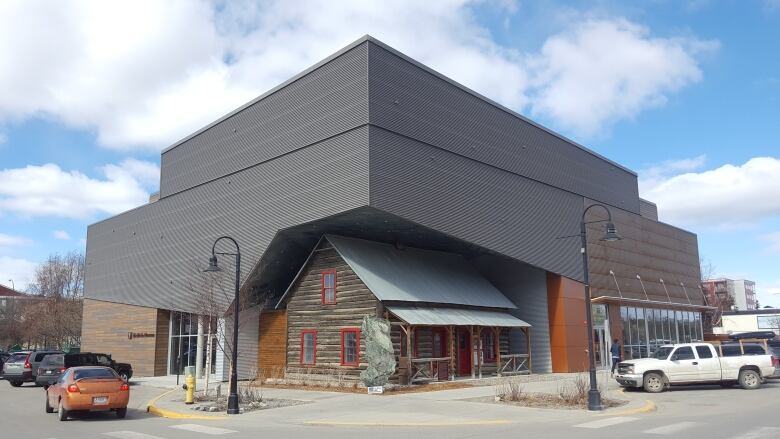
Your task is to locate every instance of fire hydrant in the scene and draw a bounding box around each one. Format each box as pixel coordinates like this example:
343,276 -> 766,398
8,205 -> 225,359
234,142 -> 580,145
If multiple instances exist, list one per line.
184,372 -> 195,404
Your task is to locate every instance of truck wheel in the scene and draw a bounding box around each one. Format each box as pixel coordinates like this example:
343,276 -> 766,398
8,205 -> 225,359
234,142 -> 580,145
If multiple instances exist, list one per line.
10,380 -> 22,387
738,369 -> 761,390
119,372 -> 129,382
643,372 -> 665,393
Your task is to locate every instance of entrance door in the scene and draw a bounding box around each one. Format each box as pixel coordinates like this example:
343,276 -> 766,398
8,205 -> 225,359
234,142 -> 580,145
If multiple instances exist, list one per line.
457,329 -> 471,376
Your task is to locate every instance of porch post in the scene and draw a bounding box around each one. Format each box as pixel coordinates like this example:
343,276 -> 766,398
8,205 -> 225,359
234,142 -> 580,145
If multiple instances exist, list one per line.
527,327 -> 533,374
407,325 -> 414,381
448,326 -> 455,381
469,326 -> 475,379
477,327 -> 483,380
494,327 -> 501,377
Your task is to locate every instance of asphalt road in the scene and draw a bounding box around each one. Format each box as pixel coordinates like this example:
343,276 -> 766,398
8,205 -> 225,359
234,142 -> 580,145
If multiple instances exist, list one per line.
1,379 -> 780,439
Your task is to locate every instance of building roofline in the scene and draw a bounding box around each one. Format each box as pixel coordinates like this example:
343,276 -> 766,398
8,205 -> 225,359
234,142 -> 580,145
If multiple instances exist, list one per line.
159,34 -> 636,177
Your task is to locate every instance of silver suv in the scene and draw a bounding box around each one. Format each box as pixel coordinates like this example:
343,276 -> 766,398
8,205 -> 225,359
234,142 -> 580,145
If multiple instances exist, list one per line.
3,350 -> 62,387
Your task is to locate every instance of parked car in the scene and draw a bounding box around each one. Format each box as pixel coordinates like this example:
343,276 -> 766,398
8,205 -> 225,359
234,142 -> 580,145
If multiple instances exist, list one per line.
38,353 -> 135,388
3,350 -> 62,387
35,354 -> 66,388
44,366 -> 129,421
614,342 -> 775,392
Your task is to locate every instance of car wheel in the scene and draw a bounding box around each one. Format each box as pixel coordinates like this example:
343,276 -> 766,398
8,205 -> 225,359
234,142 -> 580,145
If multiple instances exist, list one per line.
116,408 -> 127,419
45,394 -> 54,413
57,399 -> 68,421
739,369 -> 761,390
10,380 -> 22,387
643,372 -> 665,393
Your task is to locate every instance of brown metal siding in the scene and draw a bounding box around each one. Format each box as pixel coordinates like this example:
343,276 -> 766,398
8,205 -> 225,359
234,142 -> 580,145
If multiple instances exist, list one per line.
258,310 -> 287,379
159,43 -> 369,198
585,199 -> 702,305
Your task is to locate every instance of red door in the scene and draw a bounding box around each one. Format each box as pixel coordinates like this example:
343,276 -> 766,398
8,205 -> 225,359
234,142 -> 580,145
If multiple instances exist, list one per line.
457,328 -> 471,376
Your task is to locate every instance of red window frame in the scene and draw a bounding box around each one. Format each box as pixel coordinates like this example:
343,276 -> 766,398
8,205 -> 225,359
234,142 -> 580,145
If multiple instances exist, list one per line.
300,329 -> 317,365
340,328 -> 360,366
321,269 -> 337,304
481,328 -> 497,362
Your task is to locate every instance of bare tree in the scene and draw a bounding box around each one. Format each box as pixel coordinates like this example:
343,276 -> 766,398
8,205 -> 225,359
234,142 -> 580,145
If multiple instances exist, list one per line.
185,260 -> 266,395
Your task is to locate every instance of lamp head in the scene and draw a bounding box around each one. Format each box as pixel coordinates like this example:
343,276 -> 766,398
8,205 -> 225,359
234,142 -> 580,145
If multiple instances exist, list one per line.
601,222 -> 622,242
203,255 -> 221,273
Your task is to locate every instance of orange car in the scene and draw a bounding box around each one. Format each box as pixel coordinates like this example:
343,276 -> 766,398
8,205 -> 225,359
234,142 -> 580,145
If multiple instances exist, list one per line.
44,366 -> 129,421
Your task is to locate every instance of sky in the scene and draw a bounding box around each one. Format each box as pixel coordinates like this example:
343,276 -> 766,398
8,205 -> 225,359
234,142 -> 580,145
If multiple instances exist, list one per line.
0,0 -> 778,305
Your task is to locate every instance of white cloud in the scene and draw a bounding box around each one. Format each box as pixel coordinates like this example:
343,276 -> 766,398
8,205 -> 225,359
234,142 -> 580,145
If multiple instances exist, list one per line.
0,1 -> 715,149
527,19 -> 717,136
0,233 -> 32,247
0,159 -> 159,219
0,256 -> 37,291
640,156 -> 780,228
52,230 -> 71,240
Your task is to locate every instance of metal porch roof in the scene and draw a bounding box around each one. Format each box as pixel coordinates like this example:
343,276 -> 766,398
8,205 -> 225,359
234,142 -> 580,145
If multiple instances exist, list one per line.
387,306 -> 530,327
327,235 -> 516,309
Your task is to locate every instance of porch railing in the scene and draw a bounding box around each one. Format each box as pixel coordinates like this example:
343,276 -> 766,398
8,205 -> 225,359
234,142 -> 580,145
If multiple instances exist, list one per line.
498,353 -> 530,376
410,357 -> 451,383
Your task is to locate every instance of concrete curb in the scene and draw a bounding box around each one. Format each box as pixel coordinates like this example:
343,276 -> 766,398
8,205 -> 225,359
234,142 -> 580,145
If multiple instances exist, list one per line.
145,389 -> 229,420
596,389 -> 657,416
303,419 -> 513,427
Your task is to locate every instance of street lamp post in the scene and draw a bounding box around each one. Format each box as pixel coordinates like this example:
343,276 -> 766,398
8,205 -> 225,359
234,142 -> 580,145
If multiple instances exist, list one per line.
578,204 -> 622,411
204,236 -> 241,415
8,279 -> 14,291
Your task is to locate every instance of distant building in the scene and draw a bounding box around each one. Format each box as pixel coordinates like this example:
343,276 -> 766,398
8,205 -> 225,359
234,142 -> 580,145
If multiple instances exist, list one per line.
714,308 -> 780,335
702,278 -> 757,311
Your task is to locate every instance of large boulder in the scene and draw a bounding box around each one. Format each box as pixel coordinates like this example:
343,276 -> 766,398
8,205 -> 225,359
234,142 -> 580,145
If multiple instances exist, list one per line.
360,315 -> 396,387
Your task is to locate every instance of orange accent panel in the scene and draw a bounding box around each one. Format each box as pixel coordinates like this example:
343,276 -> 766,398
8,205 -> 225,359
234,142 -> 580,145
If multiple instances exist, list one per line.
547,273 -> 589,372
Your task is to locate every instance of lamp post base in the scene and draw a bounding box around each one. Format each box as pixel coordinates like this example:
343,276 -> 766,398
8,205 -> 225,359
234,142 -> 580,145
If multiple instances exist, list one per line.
226,394 -> 240,415
587,389 -> 604,411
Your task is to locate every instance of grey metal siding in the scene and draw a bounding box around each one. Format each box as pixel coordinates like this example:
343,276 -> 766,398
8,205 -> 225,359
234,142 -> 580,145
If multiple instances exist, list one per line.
159,43 -> 369,198
368,125 -> 585,281
85,127 -> 370,312
367,41 -> 640,213
472,256 -> 553,373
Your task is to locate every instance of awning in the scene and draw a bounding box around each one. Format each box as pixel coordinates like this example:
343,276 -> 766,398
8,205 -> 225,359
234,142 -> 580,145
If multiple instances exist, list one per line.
387,306 -> 531,327
591,295 -> 716,311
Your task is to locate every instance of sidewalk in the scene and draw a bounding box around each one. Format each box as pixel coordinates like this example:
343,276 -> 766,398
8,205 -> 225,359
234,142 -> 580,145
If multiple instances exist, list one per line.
144,371 -> 652,426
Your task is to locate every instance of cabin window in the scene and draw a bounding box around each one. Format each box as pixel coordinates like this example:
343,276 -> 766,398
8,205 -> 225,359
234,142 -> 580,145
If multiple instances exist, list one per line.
321,270 -> 337,304
341,328 -> 360,366
481,329 -> 496,362
300,330 -> 317,365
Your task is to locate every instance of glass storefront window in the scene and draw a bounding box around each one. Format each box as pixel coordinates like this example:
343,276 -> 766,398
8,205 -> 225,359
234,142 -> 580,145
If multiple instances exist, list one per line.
170,312 -> 217,375
619,306 -> 703,359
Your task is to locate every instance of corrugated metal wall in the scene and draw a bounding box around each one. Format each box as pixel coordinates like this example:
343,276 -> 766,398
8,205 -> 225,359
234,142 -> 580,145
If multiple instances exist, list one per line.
367,41 -> 640,214
368,126 -> 585,281
85,127 -> 370,311
471,256 -> 553,373
159,43 -> 369,198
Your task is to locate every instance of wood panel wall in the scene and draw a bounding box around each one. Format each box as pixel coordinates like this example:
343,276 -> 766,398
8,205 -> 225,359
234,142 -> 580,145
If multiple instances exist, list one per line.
258,309 -> 287,378
285,241 -> 378,379
81,298 -> 168,377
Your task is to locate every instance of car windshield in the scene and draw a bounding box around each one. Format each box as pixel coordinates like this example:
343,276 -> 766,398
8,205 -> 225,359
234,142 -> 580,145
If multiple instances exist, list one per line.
652,346 -> 675,359
73,368 -> 117,380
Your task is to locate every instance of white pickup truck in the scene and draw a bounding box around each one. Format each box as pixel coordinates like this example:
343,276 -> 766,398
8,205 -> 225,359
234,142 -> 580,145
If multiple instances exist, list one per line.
614,342 -> 776,393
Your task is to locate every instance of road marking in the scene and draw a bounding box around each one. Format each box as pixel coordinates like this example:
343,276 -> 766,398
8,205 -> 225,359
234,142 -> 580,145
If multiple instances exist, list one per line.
170,424 -> 237,435
574,417 -> 638,429
103,432 -> 166,439
727,427 -> 780,439
643,421 -> 700,435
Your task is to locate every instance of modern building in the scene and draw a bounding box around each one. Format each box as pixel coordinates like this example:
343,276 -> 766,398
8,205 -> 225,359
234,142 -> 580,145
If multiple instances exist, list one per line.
81,36 -> 708,381
702,278 -> 757,311
714,309 -> 780,336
